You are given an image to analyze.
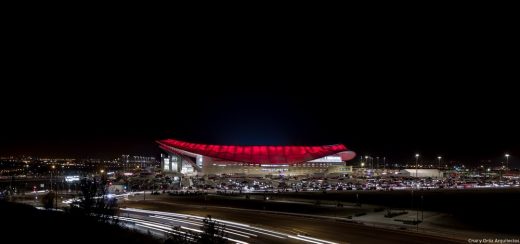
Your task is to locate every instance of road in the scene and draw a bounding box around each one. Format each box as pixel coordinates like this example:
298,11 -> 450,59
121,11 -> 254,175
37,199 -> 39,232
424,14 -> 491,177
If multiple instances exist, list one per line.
119,207 -> 333,244
120,199 -> 464,244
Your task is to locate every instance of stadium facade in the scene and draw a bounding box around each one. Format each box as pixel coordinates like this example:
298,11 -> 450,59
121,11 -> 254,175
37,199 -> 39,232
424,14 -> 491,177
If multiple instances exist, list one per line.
157,139 -> 356,176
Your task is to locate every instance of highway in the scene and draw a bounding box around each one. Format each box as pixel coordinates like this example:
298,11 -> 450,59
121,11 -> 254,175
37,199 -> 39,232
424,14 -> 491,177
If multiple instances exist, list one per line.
119,207 -> 336,244
119,204 -> 464,244
26,191 -> 468,243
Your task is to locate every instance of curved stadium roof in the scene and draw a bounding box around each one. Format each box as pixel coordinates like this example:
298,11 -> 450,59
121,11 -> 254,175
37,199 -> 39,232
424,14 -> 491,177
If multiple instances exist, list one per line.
157,139 -> 355,164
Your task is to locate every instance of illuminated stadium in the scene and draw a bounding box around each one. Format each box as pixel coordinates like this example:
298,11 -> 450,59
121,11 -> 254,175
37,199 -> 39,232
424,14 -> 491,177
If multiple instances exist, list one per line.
157,139 -> 356,176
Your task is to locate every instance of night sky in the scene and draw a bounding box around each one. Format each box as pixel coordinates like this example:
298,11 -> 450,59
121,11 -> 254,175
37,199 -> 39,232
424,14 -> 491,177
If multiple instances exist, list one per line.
1,27 -> 518,166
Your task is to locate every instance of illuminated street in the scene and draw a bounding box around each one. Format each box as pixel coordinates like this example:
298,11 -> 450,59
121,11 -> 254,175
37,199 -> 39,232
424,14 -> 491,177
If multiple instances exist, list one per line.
118,207 -> 462,244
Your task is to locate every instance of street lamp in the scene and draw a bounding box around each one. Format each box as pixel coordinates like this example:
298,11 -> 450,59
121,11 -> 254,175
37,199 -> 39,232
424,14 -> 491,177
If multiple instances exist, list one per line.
437,156 -> 442,178
505,154 -> 510,170
415,154 -> 419,178
51,165 -> 56,209
50,165 -> 55,192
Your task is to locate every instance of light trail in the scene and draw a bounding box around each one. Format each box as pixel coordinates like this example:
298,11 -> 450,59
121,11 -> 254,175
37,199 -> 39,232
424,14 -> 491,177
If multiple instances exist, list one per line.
120,207 -> 342,243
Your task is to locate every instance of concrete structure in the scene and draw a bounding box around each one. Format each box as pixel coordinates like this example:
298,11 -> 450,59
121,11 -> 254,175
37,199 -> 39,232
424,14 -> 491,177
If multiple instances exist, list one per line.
158,139 -> 356,176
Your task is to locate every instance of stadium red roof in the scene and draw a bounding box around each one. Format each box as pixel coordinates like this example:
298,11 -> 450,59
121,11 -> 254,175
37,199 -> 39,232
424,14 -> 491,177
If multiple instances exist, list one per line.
157,139 -> 353,164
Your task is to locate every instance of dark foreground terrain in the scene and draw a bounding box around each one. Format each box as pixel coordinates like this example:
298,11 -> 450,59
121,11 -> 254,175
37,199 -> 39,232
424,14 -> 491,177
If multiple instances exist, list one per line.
0,201 -> 160,244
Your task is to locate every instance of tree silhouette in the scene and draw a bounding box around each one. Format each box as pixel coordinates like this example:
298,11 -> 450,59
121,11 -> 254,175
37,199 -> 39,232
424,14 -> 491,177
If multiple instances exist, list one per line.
71,178 -> 118,223
198,215 -> 227,244
41,191 -> 56,209
165,215 -> 227,244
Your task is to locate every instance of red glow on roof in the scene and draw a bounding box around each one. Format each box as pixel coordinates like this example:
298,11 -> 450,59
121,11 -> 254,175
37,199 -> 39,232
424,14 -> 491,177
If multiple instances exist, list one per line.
157,139 -> 351,164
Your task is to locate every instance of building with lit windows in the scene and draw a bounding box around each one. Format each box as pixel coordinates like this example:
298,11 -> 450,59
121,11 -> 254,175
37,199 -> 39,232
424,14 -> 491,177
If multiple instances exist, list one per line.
157,139 -> 356,176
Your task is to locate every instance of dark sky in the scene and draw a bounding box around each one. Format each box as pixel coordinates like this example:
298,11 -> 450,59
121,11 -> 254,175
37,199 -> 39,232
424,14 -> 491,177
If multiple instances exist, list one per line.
1,20 -> 518,166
